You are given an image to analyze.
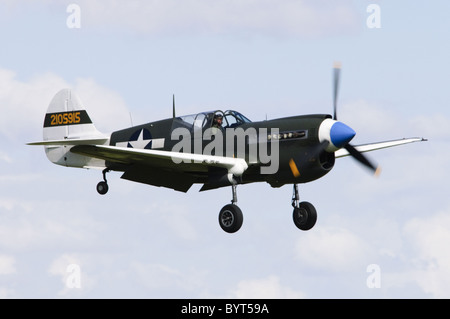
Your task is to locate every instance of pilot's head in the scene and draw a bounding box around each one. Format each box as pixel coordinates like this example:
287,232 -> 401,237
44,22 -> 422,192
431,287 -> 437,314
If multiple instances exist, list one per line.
213,114 -> 223,126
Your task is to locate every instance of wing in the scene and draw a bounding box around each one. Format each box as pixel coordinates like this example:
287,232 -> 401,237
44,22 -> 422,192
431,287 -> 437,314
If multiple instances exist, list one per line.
335,137 -> 427,158
70,145 -> 248,192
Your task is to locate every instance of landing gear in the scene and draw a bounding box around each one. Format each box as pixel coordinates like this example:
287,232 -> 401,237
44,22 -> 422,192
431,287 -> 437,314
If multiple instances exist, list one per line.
217,183 -> 317,233
292,184 -> 317,231
218,204 -> 243,233
96,169 -> 110,195
96,181 -> 108,195
218,182 -> 243,233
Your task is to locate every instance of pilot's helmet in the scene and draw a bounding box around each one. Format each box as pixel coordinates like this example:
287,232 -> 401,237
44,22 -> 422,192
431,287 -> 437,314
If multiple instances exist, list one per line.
213,113 -> 223,124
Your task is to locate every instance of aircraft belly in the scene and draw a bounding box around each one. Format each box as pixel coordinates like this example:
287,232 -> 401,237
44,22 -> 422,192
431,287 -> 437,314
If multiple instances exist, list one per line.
121,165 -> 197,192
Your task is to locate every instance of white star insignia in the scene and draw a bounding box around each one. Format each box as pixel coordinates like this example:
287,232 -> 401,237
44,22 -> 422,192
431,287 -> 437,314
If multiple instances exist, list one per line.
128,129 -> 152,149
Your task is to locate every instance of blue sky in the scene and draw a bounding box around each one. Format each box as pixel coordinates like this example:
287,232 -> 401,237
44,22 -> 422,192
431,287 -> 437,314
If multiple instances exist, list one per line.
1,0 -> 449,298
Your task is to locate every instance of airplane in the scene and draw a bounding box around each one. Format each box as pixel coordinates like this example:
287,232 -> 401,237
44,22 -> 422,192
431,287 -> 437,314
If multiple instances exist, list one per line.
28,64 -> 426,233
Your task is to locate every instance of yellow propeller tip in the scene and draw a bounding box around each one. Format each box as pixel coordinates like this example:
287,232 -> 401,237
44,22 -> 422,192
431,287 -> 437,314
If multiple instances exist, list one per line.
333,61 -> 342,69
374,166 -> 382,177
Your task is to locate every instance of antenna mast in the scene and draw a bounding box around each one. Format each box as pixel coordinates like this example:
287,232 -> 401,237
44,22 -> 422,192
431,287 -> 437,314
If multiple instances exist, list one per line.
172,94 -> 176,118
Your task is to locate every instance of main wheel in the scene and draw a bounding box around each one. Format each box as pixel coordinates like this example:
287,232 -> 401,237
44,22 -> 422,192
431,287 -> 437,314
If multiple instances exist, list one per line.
96,181 -> 109,195
218,204 -> 243,233
293,201 -> 317,231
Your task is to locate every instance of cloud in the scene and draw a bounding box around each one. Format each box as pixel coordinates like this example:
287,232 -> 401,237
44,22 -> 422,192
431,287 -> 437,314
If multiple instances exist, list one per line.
0,69 -> 64,140
0,287 -> 15,298
402,209 -> 450,298
0,255 -> 17,297
4,0 -> 359,38
0,255 -> 16,275
408,114 -> 450,141
294,226 -> 373,272
341,98 -> 450,142
145,201 -> 199,241
130,262 -> 184,290
70,77 -> 131,133
341,99 -> 404,141
128,261 -> 209,297
80,0 -> 359,37
0,197 -> 107,251
0,152 -> 13,163
0,67 -> 130,141
228,275 -> 305,299
48,253 -> 91,296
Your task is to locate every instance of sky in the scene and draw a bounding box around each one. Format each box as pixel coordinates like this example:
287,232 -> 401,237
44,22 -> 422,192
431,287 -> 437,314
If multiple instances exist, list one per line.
0,0 -> 449,299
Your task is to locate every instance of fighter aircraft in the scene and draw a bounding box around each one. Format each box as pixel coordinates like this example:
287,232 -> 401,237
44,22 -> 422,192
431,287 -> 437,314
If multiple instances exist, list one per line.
28,64 -> 426,233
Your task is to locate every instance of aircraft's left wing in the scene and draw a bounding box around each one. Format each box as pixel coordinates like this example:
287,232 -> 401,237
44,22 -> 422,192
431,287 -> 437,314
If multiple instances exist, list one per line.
335,137 -> 427,158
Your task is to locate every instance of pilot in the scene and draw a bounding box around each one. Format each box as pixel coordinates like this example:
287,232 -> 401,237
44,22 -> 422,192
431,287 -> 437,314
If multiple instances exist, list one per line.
212,114 -> 224,134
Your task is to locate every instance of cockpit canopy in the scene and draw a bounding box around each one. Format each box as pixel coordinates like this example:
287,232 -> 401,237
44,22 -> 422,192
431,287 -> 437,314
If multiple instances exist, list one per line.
173,110 -> 251,132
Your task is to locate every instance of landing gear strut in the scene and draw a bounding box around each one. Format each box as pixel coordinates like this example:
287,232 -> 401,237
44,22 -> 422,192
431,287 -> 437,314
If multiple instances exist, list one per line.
292,184 -> 317,231
218,182 -> 243,233
96,168 -> 110,195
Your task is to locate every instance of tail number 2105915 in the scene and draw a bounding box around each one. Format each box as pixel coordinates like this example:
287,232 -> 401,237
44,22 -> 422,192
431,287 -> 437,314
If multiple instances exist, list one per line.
50,111 -> 81,126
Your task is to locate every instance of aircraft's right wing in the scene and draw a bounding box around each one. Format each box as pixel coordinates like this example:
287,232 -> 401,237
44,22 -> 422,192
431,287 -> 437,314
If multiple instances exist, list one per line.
71,144 -> 248,175
70,144 -> 248,192
335,137 -> 427,158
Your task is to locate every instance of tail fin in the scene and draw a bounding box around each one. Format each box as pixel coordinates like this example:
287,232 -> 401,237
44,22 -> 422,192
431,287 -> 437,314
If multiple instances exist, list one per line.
43,89 -> 102,140
30,89 -> 108,168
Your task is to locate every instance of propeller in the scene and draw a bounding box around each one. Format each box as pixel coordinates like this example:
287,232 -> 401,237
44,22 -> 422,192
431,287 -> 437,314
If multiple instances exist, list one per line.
333,61 -> 341,120
332,62 -> 380,176
344,143 -> 381,176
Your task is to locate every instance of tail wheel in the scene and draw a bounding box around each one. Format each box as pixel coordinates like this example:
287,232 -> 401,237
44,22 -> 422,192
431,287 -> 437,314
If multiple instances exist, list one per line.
293,201 -> 317,231
96,181 -> 109,195
219,204 -> 243,233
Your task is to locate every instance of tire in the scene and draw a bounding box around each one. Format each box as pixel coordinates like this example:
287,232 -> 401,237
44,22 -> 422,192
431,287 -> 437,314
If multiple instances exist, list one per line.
96,181 -> 109,195
218,204 -> 243,233
293,201 -> 317,231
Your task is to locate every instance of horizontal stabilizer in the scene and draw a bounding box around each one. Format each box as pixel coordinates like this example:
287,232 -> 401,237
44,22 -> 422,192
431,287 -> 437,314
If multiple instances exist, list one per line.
27,137 -> 109,146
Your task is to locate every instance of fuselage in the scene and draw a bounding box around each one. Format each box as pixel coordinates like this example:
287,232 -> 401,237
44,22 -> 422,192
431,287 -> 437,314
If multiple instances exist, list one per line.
108,111 -> 340,188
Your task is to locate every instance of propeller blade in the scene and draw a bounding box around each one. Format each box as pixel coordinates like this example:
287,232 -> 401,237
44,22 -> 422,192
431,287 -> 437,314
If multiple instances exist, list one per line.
330,62 -> 381,177
333,61 -> 341,120
344,143 -> 381,176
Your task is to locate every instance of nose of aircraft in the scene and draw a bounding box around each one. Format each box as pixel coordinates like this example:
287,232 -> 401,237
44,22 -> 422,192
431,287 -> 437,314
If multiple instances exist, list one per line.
330,121 -> 356,149
318,118 -> 356,152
